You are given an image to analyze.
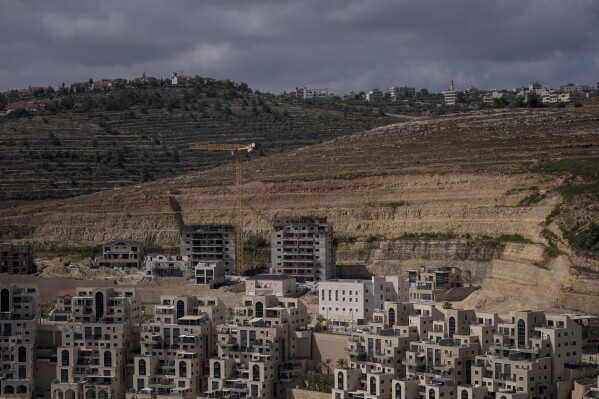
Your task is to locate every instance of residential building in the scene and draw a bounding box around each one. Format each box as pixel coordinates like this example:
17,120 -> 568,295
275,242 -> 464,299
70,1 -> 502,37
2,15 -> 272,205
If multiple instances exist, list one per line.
318,276 -> 409,327
389,86 -> 416,100
407,266 -> 465,301
0,284 -> 40,399
194,261 -> 226,288
143,254 -> 193,280
297,87 -> 329,99
180,224 -> 236,274
97,239 -> 143,269
529,82 -> 542,91
245,274 -> 302,297
171,72 -> 192,86
365,89 -> 383,102
270,216 -> 335,282
128,295 -> 225,399
204,291 -> 312,399
91,79 -> 114,91
0,243 -> 36,274
70,82 -> 90,93
443,80 -> 457,106
49,287 -> 141,399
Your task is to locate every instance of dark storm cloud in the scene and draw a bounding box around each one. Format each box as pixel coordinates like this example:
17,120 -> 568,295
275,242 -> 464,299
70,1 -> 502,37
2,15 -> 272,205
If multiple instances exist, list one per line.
1,0 -> 598,93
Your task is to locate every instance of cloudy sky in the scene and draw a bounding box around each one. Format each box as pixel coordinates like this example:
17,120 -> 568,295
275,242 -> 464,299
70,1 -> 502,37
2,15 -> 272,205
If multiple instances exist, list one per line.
1,0 -> 598,94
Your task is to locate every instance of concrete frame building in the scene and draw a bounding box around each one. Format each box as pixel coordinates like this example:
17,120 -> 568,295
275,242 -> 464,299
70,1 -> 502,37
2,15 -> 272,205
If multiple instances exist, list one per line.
180,224 -> 236,274
319,276 -> 409,327
128,295 -> 225,399
365,89 -> 383,102
407,266 -> 465,302
271,216 -> 335,282
0,284 -> 39,399
245,274 -> 302,297
49,287 -> 141,399
98,240 -> 143,269
143,254 -> 193,280
0,243 -> 36,274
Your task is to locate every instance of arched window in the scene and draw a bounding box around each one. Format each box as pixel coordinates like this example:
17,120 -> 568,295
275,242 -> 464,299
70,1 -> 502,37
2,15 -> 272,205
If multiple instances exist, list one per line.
179,361 -> 187,377
86,388 -> 96,399
448,316 -> 456,338
500,396 -> 508,399
252,365 -> 260,382
138,359 -> 146,376
18,346 -> 26,362
176,300 -> 185,319
370,377 -> 376,395
104,351 -> 112,367
388,308 -> 396,326
337,372 -> 344,389
517,319 -> 526,348
214,362 -> 221,378
61,350 -> 70,366
395,383 -> 402,399
5,386 -> 15,394
0,289 -> 9,312
17,386 -> 27,394
461,390 -> 469,399
255,302 -> 263,318
95,292 -> 104,319
429,389 -> 436,399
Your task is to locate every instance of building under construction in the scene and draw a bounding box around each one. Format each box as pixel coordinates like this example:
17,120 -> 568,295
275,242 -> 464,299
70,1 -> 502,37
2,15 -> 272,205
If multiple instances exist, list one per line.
180,224 -> 236,274
0,242 -> 36,274
270,216 -> 335,282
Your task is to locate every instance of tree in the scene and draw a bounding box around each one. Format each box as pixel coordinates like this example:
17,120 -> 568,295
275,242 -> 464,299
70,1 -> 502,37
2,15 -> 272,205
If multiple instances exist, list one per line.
336,358 -> 349,369
510,96 -> 525,108
527,92 -> 542,108
442,301 -> 453,309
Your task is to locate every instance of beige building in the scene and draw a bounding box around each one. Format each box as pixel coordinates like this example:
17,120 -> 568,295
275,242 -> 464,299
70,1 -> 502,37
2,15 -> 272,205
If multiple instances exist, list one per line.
49,287 -> 141,399
128,295 -> 225,399
245,274 -> 302,297
0,243 -> 36,274
407,266 -> 465,302
0,284 -> 39,399
98,240 -> 143,269
319,276 -> 409,327
271,216 -> 335,282
143,254 -> 193,279
180,224 -> 236,274
194,261 -> 226,287
204,291 -> 312,399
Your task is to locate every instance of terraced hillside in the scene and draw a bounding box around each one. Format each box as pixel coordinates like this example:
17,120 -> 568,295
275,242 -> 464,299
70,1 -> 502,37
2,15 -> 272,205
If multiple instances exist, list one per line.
0,85 -> 396,201
1,101 -> 598,315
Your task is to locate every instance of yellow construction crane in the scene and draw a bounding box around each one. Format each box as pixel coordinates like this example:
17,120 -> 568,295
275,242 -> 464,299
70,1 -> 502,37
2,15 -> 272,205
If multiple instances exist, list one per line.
190,142 -> 255,276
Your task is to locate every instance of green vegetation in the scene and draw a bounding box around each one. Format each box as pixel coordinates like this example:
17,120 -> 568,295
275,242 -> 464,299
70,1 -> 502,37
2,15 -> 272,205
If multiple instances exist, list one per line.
529,156 -> 599,200
387,200 -> 407,210
51,245 -> 103,258
400,231 -> 458,240
517,189 -> 545,206
576,367 -> 599,385
564,223 -> 599,252
295,371 -> 334,392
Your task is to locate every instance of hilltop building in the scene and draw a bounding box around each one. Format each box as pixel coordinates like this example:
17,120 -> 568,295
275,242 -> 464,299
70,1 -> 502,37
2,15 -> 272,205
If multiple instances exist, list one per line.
443,80 -> 457,105
296,87 -> 329,99
194,261 -> 226,288
0,284 -> 40,399
365,89 -> 383,102
245,274 -> 302,297
270,216 -> 335,282
0,242 -> 36,274
318,276 -> 409,327
407,266 -> 475,302
389,86 -> 416,100
180,224 -> 236,274
143,254 -> 193,279
97,239 -> 143,269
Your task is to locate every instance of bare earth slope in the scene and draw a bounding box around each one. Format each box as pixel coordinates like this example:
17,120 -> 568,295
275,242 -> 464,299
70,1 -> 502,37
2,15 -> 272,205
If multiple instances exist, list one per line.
1,105 -> 598,315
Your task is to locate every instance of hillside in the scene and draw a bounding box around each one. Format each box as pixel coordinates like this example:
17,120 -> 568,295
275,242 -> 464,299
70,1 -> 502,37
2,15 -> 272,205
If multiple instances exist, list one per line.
1,101 -> 598,315
0,83 -> 397,201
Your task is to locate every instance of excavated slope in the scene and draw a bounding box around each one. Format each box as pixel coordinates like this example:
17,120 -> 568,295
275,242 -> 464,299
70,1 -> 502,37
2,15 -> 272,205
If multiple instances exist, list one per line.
1,106 -> 598,314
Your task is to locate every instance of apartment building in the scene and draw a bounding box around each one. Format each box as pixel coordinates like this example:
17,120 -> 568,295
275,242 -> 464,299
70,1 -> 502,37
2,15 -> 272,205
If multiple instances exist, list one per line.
49,287 -> 141,399
443,80 -> 457,106
0,243 -> 36,274
204,290 -> 312,399
333,302 -> 584,399
128,295 -> 225,399
407,266 -> 464,301
365,89 -> 383,102
97,240 -> 143,269
389,86 -> 416,100
180,224 -> 236,274
194,261 -> 226,287
296,87 -> 329,99
0,284 -> 39,399
271,216 -> 335,282
319,276 -> 409,327
245,274 -> 302,297
143,254 -> 193,280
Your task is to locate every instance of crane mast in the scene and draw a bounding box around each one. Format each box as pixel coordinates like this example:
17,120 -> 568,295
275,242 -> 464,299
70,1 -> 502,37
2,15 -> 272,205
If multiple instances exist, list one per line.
190,143 -> 255,275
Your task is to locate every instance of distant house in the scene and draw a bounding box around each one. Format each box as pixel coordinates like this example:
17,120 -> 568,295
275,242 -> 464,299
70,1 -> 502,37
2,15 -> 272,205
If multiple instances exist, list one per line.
171,72 -> 192,85
97,239 -> 143,269
365,89 -> 383,102
92,79 -> 115,91
70,81 -> 91,93
194,261 -> 226,288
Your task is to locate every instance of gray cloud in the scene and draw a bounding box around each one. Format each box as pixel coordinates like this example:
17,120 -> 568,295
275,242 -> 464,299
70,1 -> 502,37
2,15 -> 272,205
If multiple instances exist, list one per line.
1,0 -> 598,93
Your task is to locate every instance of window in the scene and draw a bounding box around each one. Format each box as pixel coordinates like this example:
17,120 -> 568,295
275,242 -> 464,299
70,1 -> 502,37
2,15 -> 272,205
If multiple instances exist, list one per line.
461,390 -> 468,399
255,302 -> 264,318
370,377 -> 376,395
0,289 -> 9,312
337,372 -> 344,389
517,319 -> 526,348
395,383 -> 402,399
95,292 -> 104,319
104,351 -> 112,367
179,361 -> 187,377
253,365 -> 260,382
61,350 -> 70,366
388,308 -> 396,326
214,362 -> 221,378
18,346 -> 26,363
448,317 -> 456,338
429,389 -> 436,399
139,359 -> 146,376
177,300 -> 185,319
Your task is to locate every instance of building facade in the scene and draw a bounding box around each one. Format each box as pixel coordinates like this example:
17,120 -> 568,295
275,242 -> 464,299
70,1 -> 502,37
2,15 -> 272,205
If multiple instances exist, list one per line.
143,254 -> 193,280
98,240 -> 143,269
407,266 -> 464,301
180,224 -> 236,274
271,216 -> 335,282
0,243 -> 36,274
194,261 -> 226,287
